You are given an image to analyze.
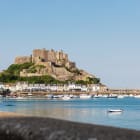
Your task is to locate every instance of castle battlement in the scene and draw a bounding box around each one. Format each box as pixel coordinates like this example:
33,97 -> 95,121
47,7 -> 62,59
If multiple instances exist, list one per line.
14,48 -> 75,69
15,56 -> 31,64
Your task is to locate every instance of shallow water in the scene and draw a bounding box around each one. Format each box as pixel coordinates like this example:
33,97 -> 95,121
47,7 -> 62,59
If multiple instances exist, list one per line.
0,97 -> 140,130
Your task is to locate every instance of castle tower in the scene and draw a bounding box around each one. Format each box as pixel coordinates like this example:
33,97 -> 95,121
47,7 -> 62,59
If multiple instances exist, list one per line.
47,49 -> 57,63
32,48 -> 48,63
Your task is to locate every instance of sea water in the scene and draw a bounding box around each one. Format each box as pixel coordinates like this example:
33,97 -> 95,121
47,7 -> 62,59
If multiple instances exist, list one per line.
0,97 -> 140,130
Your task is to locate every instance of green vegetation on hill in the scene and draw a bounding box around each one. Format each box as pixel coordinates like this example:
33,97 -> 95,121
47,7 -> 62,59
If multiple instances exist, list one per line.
19,75 -> 60,84
0,63 -> 60,84
65,66 -> 81,75
86,77 -> 100,84
6,62 -> 34,75
0,62 -> 100,85
76,77 -> 100,85
0,72 -> 61,84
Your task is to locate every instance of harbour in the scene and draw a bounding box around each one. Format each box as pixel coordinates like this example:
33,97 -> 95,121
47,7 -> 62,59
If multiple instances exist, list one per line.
1,96 -> 140,130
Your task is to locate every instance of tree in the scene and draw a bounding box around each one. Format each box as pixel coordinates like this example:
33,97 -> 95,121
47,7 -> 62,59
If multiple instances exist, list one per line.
86,77 -> 100,84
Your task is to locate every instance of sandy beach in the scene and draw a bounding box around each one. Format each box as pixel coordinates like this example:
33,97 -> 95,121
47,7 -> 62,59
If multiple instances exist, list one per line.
0,111 -> 26,118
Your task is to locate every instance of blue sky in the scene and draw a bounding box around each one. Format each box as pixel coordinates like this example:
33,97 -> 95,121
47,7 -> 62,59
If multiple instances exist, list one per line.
0,0 -> 140,88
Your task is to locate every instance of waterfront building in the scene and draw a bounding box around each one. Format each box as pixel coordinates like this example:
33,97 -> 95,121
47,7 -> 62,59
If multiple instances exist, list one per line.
0,82 -> 108,95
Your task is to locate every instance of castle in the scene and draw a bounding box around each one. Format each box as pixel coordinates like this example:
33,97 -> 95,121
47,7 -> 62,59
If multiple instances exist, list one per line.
15,48 -> 76,69
14,48 -> 94,81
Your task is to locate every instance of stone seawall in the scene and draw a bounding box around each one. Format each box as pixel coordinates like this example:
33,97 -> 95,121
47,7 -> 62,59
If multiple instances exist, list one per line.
0,117 -> 140,140
17,90 -> 140,96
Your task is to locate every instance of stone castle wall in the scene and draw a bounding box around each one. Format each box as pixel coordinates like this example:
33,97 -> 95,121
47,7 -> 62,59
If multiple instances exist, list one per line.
32,48 -> 66,64
52,67 -> 73,80
47,49 -> 57,63
32,49 -> 48,62
15,56 -> 31,64
14,48 -> 75,69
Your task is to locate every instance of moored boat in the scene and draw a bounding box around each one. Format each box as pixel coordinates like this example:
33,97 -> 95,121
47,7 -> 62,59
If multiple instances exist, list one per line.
107,109 -> 123,113
134,95 -> 140,98
28,93 -> 32,96
117,95 -> 124,99
107,94 -> 118,98
62,95 -> 71,100
79,94 -> 92,99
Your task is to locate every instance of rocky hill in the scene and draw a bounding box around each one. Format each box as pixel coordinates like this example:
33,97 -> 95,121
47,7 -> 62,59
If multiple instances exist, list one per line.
14,48 -> 97,82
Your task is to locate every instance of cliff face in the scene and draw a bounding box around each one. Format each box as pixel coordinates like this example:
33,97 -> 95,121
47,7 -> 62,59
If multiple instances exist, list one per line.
14,48 -> 95,81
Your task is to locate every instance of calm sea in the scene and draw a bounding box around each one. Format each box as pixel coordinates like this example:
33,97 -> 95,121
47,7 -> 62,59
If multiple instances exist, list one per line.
0,97 -> 140,130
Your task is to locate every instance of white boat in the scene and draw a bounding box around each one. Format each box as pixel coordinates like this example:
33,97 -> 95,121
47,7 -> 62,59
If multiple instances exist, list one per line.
94,94 -> 102,98
94,94 -> 108,98
70,95 -> 79,98
45,94 -> 53,99
28,93 -> 32,96
69,94 -> 75,98
62,95 -> 71,100
16,96 -> 25,99
102,94 -> 108,98
107,109 -> 123,113
129,94 -> 134,97
79,94 -> 92,99
53,95 -> 60,99
117,95 -> 124,99
134,95 -> 140,98
107,94 -> 118,98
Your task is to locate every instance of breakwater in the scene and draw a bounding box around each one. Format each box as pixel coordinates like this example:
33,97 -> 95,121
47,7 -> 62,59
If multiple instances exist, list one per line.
107,89 -> 140,94
16,89 -> 140,96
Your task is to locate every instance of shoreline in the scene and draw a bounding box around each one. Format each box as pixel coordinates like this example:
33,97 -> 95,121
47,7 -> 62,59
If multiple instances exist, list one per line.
0,114 -> 139,140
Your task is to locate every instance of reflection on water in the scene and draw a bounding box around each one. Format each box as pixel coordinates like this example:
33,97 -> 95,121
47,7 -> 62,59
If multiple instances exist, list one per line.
107,111 -> 123,116
1,98 -> 140,130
